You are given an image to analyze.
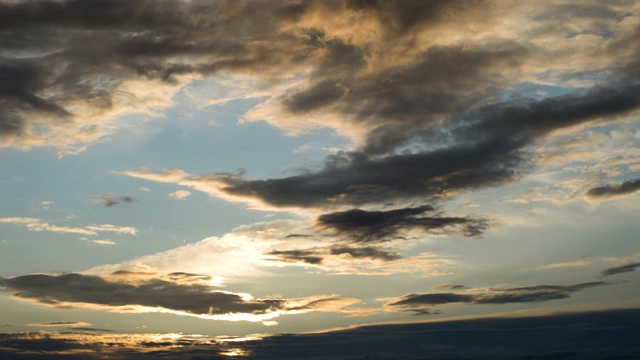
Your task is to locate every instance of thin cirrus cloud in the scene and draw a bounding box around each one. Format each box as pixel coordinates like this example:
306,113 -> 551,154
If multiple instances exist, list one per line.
0,217 -> 136,236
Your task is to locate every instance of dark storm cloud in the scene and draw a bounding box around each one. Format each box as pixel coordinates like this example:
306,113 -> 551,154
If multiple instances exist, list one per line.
0,0 -> 325,151
317,206 -> 488,242
601,262 -> 640,277
267,245 -> 401,264
215,79 -> 640,209
585,178 -> 640,200
387,282 -> 607,315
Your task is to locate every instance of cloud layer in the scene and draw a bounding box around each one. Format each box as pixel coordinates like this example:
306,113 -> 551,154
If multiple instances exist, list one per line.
0,272 -> 361,322
386,282 -> 608,315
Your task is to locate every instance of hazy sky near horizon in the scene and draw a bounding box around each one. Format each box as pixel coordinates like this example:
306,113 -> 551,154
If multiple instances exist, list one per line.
1,0 -> 640,348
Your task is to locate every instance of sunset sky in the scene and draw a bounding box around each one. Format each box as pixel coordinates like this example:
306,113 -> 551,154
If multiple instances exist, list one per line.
1,0 -> 640,358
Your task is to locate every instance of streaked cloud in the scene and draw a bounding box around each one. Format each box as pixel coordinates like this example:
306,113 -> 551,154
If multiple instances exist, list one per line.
91,239 -> 116,246
0,217 -> 96,236
535,260 -> 592,270
85,224 -> 136,235
0,217 -> 137,237
385,282 -> 608,315
585,178 -> 640,201
0,273 -> 364,322
26,321 -> 91,328
601,262 -> 640,277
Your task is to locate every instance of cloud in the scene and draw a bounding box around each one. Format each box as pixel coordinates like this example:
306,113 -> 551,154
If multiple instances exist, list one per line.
385,282 -> 608,315
601,262 -> 640,277
93,194 -> 135,207
85,224 -> 137,236
2,309 -> 639,359
26,321 -> 91,328
317,206 -> 488,242
91,239 -> 116,246
167,190 -> 191,201
585,178 -> 640,201
0,273 -> 362,322
0,217 -> 96,236
0,217 -> 137,239
267,245 -> 401,265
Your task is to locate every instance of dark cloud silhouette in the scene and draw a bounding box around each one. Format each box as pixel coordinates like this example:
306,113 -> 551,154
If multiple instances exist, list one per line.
1,309 -> 639,359
329,246 -> 401,261
267,245 -> 401,265
66,327 -> 112,332
601,262 -> 640,277
387,282 -> 607,315
267,250 -> 324,265
317,206 -> 488,242
585,178 -> 640,200
94,194 -> 135,207
0,273 -> 354,319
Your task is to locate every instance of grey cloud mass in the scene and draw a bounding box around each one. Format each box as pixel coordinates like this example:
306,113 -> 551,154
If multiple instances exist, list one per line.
94,194 -> 135,207
1,309 -> 640,359
585,178 -> 640,200
267,245 -> 401,265
317,206 -> 488,242
387,282 -> 608,315
0,273 -> 353,319
601,262 -> 640,277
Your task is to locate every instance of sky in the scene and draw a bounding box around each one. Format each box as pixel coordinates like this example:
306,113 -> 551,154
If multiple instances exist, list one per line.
1,0 -> 640,358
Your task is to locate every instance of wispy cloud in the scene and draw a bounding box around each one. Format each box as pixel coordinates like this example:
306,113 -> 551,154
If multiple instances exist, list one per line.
601,262 -> 640,277
85,224 -> 137,236
91,239 -> 116,246
0,217 -> 96,236
26,321 -> 91,328
0,217 -> 136,237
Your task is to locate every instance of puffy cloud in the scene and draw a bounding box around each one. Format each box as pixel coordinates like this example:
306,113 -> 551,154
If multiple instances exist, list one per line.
167,190 -> 191,201
317,206 -> 488,242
